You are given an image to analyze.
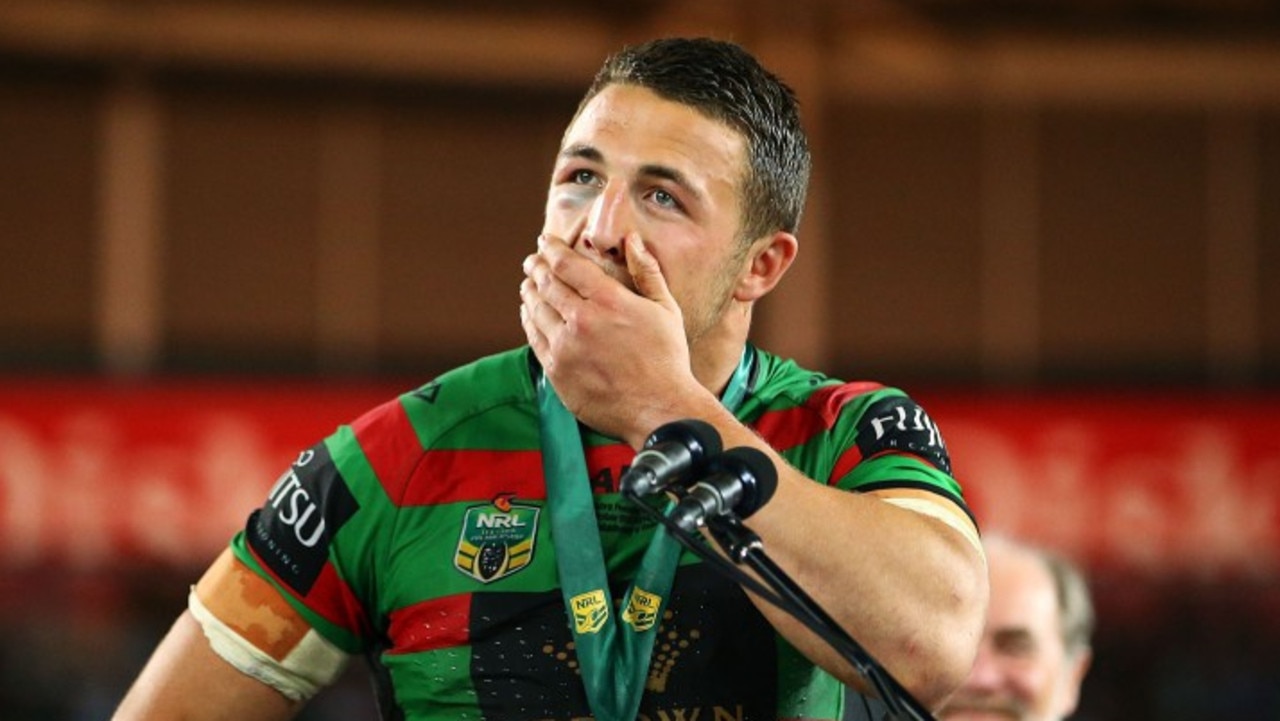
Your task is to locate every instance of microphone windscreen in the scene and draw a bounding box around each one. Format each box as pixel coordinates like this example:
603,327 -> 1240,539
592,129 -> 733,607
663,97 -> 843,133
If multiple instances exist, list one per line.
708,446 -> 778,518
645,418 -> 723,459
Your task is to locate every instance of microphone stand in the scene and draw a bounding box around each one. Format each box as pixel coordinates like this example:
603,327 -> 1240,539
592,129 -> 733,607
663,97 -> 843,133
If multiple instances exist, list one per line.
703,515 -> 937,721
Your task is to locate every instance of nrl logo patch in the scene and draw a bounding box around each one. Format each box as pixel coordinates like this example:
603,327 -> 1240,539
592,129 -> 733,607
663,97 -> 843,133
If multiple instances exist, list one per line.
454,493 -> 540,584
570,589 -> 609,634
621,586 -> 662,632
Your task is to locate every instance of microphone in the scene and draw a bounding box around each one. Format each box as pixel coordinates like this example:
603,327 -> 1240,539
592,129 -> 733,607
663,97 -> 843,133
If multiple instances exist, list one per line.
619,419 -> 723,497
668,446 -> 778,532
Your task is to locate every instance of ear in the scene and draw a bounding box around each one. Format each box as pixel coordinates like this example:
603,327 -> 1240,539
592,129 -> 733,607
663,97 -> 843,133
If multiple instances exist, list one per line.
734,231 -> 798,302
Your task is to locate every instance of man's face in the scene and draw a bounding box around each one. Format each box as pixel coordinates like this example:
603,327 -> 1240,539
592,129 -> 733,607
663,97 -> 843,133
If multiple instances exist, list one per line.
938,544 -> 1090,721
543,83 -> 752,346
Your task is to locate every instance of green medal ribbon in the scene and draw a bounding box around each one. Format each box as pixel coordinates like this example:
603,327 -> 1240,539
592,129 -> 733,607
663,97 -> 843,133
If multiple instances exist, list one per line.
537,347 -> 753,721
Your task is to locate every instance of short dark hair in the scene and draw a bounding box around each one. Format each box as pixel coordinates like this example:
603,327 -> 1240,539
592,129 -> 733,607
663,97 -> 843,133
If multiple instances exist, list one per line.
578,37 -> 811,244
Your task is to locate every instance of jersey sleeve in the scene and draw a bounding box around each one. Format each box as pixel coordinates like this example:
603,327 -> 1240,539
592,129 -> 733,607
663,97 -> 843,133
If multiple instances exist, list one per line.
814,384 -> 968,512
230,395 -> 413,654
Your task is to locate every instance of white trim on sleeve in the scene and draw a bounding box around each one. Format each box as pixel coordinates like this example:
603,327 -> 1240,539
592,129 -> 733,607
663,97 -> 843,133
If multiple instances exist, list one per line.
188,587 -> 351,701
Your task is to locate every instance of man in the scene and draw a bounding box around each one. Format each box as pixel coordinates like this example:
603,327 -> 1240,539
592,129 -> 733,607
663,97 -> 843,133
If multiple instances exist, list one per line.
113,37 -> 986,721
937,536 -> 1093,721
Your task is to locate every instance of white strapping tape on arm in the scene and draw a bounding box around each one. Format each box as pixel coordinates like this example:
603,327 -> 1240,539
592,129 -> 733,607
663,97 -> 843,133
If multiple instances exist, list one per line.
188,587 -> 351,701
880,496 -> 984,558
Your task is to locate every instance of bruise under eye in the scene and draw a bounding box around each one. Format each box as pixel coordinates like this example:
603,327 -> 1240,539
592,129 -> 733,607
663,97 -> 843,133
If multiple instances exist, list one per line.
556,182 -> 596,207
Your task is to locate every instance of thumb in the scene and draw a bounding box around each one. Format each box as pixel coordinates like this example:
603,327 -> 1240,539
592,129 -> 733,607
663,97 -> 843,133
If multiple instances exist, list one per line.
626,237 -> 677,309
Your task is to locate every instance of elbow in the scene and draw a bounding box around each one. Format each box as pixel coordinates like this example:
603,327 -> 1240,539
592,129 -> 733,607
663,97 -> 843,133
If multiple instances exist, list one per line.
894,552 -> 989,709
902,628 -> 982,710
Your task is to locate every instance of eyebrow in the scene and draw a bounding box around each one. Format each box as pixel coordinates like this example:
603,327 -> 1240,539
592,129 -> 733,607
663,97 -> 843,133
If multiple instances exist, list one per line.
560,143 -> 604,164
558,143 -> 705,205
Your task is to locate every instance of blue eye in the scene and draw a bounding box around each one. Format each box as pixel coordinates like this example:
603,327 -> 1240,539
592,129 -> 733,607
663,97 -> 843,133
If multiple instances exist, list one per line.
652,189 -> 679,209
571,169 -> 599,186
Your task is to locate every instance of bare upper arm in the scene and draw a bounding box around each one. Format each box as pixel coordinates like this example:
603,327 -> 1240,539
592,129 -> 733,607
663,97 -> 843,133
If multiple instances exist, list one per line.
112,550 -> 312,721
866,486 -> 983,557
112,608 -> 301,721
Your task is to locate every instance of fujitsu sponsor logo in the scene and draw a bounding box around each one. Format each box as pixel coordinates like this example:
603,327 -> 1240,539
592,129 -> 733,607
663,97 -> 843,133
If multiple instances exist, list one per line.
858,396 -> 952,474
248,441 -> 358,595
265,450 -> 326,548
251,525 -> 303,578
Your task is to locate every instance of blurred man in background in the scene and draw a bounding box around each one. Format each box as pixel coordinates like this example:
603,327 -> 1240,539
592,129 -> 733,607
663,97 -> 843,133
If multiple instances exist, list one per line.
938,535 -> 1093,721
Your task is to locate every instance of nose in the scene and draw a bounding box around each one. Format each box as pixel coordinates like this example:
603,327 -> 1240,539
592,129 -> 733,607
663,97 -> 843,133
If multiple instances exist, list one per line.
579,181 -> 635,263
962,644 -> 1004,693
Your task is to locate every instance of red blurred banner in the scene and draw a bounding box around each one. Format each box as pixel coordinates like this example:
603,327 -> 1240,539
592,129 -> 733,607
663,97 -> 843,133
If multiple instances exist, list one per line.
0,378 -> 401,571
1,380 -> 1277,578
926,391 -> 1280,580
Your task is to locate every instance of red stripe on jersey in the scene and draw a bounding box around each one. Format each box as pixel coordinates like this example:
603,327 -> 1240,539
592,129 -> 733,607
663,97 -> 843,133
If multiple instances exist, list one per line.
830,445 -> 865,486
584,442 -> 638,493
386,593 -> 472,655
810,381 -> 885,425
754,382 -> 883,484
753,406 -> 823,452
399,449 -> 549,506
246,544 -> 369,638
350,398 -> 423,503
306,560 -> 372,637
754,381 -> 880,448
396,442 -> 638,506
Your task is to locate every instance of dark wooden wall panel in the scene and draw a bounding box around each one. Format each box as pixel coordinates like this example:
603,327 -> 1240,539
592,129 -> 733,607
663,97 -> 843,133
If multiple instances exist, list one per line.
377,87 -> 575,370
0,44 -> 1276,386
162,78 -> 321,371
0,67 -> 98,366
1039,107 -> 1208,382
825,101 -> 985,382
1261,113 -> 1280,381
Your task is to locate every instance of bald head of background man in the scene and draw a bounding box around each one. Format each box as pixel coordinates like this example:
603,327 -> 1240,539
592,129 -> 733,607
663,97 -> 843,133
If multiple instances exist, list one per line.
938,535 -> 1094,721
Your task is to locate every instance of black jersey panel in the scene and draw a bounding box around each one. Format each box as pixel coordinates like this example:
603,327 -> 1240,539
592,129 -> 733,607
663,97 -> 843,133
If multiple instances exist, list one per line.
467,566 -> 778,720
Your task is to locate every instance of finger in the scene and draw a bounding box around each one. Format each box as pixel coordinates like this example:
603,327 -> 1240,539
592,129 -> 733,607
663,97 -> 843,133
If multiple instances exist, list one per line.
524,250 -> 586,323
519,276 -> 565,327
520,280 -> 554,358
519,302 -> 546,355
625,236 -> 677,309
536,234 -> 614,300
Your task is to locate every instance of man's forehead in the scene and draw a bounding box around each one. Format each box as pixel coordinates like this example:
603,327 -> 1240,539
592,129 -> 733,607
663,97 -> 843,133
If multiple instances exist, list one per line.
560,84 -> 747,177
988,547 -> 1065,640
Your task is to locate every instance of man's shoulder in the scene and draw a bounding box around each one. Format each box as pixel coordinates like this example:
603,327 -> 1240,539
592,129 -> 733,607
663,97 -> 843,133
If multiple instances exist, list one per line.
748,347 -> 919,424
749,347 -> 847,405
403,346 -> 533,408
390,346 -> 539,447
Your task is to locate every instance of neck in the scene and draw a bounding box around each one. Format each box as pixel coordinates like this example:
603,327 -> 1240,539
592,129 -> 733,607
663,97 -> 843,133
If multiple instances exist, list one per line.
690,304 -> 752,398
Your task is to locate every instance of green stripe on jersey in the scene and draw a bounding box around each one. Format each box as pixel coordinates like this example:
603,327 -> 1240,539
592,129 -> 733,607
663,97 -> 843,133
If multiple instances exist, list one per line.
322,423 -> 407,623
775,636 -> 844,718
401,349 -> 541,452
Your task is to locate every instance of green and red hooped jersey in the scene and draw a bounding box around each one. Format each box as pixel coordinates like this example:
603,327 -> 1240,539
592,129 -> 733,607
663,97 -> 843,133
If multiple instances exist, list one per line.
231,345 -> 969,721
